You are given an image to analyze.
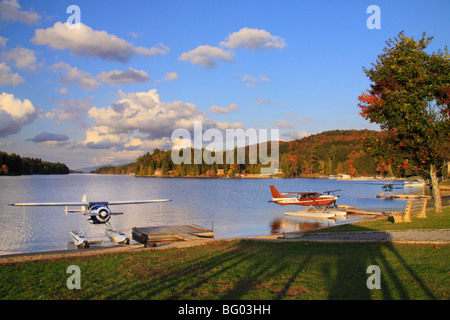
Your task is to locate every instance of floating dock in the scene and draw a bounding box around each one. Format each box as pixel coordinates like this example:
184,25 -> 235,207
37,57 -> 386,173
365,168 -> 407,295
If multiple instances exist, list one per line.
132,224 -> 214,246
376,193 -> 432,199
285,208 -> 347,219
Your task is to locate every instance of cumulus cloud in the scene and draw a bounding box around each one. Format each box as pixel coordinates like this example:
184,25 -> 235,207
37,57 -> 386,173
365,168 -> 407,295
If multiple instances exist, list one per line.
84,89 -> 243,150
163,71 -> 179,81
254,98 -> 274,105
43,98 -> 92,124
241,75 -> 269,87
179,27 -> 285,70
0,92 -> 38,137
208,103 -> 238,114
28,131 -> 69,143
32,22 -> 169,63
178,45 -> 233,70
273,120 -> 295,129
51,62 -> 101,90
0,0 -> 40,24
3,47 -> 39,71
0,62 -> 24,85
97,67 -> 150,85
221,27 -> 286,50
282,131 -> 310,140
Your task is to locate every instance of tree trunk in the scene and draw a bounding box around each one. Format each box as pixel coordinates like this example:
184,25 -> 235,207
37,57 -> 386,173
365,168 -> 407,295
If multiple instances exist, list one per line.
430,164 -> 442,213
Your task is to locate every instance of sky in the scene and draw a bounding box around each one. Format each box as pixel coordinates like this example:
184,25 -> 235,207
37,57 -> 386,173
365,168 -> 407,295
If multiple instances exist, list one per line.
0,0 -> 449,169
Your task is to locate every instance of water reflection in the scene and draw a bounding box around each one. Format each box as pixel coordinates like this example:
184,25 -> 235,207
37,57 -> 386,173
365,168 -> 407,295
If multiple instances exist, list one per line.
270,215 -> 371,234
271,218 -> 322,234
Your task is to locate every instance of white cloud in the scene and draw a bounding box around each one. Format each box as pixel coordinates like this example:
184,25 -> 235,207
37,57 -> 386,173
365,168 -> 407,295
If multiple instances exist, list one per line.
0,92 -> 38,137
178,45 -> 233,70
0,0 -> 40,24
43,98 -> 92,124
295,116 -> 314,124
208,103 -> 238,114
221,27 -> 286,50
51,62 -> 101,90
0,62 -> 24,85
32,22 -> 169,63
179,27 -> 285,70
273,120 -> 295,129
3,47 -> 38,71
97,67 -> 150,85
282,131 -> 310,140
241,75 -> 269,87
254,98 -> 274,105
163,71 -> 179,81
84,89 -> 244,151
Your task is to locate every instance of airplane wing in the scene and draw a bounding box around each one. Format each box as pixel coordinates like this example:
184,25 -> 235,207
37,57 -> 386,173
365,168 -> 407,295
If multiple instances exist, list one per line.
283,192 -> 319,196
107,199 -> 172,205
9,201 -> 89,207
9,199 -> 172,206
322,189 -> 341,194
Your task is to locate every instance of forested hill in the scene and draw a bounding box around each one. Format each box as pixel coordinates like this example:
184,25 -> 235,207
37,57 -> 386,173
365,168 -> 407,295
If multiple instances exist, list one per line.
0,151 -> 70,175
95,129 -> 415,178
278,129 -> 385,177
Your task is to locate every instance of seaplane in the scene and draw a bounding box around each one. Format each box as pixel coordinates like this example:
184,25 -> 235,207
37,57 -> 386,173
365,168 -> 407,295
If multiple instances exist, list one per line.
9,195 -> 171,249
269,185 -> 340,207
269,185 -> 345,219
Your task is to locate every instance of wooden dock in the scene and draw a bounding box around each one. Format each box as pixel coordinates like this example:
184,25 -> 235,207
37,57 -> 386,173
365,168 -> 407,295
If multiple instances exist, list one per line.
132,224 -> 214,246
376,193 -> 432,199
345,208 -> 390,216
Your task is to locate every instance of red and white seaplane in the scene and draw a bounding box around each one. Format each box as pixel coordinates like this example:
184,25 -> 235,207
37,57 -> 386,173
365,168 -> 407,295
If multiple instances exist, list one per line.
9,196 -> 171,248
269,185 -> 344,218
269,185 -> 340,206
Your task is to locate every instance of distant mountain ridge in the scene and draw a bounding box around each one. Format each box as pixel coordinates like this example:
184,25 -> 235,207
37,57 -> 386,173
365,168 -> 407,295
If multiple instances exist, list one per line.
94,129 -> 412,178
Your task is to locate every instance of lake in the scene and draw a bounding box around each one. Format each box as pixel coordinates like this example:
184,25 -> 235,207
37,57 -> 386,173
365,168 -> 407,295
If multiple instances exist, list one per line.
0,174 -> 429,255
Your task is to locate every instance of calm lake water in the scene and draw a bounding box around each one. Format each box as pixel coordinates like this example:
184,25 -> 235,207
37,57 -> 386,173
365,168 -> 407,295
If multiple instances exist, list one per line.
0,174 -> 431,255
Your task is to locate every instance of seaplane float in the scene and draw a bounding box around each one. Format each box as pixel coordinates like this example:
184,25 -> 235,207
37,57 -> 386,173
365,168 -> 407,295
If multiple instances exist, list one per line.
269,185 -> 346,219
9,195 -> 171,249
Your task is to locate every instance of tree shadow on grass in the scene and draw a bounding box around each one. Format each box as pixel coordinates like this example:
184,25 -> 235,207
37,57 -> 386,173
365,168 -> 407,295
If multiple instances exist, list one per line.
92,229 -> 442,300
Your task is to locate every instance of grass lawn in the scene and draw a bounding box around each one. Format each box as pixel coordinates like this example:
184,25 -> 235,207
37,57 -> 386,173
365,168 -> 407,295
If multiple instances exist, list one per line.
0,239 -> 448,300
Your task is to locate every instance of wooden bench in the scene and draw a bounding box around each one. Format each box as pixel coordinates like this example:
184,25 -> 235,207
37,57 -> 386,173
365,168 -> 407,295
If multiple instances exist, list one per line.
392,199 -> 427,223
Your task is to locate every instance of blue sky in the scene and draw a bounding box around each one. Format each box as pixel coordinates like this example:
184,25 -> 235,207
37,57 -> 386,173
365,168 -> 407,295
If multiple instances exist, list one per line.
0,0 -> 449,169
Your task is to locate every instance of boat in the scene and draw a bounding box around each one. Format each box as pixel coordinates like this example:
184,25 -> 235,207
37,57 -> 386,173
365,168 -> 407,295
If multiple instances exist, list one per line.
404,177 -> 426,187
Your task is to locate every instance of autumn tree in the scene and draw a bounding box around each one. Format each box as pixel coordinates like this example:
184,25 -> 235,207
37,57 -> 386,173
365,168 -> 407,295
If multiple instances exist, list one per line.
358,31 -> 450,212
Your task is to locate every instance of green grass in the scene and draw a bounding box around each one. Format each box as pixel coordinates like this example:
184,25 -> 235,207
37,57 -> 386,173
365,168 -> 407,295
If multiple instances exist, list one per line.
0,239 -> 448,300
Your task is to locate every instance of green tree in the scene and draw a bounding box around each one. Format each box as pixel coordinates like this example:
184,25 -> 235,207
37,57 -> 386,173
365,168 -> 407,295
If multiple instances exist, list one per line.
358,31 -> 450,212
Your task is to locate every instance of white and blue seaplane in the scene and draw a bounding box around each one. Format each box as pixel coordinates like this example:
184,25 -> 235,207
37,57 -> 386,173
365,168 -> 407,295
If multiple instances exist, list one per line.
9,196 -> 171,249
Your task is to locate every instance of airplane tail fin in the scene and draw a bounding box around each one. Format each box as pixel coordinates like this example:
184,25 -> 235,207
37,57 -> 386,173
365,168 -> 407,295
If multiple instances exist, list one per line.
270,185 -> 288,199
82,194 -> 87,213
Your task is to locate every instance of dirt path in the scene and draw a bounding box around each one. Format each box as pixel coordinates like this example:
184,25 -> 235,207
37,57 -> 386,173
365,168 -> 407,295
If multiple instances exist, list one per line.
2,229 -> 449,264
280,229 -> 450,244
